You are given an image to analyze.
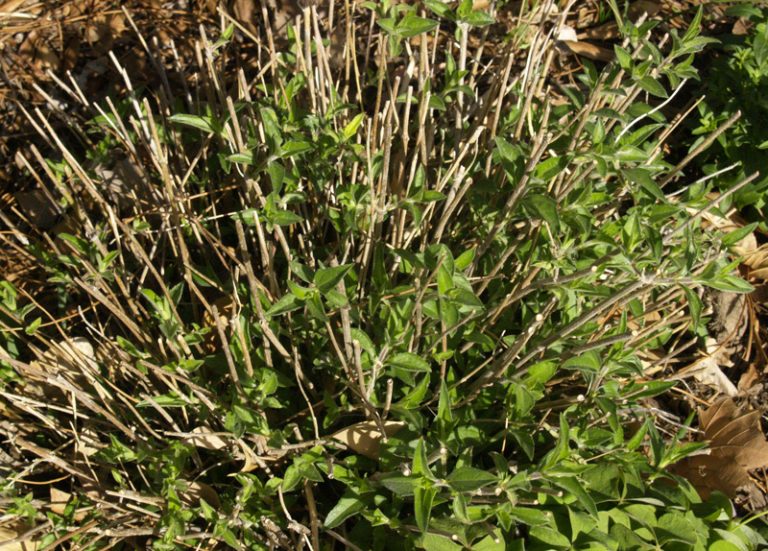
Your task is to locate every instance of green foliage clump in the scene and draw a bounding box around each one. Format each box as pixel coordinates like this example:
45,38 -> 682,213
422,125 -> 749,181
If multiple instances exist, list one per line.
691,5 -> 768,227
1,2 -> 767,550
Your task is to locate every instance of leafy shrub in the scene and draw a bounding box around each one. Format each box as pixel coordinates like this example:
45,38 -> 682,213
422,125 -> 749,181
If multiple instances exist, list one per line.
690,4 -> 768,228
1,2 -> 765,550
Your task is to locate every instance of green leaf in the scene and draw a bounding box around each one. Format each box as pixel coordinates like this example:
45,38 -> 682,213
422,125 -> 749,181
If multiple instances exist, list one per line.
615,145 -> 649,162
526,360 -> 558,386
471,531 -> 505,551
507,506 -> 551,526
424,0 -> 453,18
437,265 -> 454,295
398,375 -> 431,408
380,474 -> 416,496
350,328 -> 376,358
551,476 -> 597,516
271,210 -> 303,226
324,493 -> 365,529
268,162 -> 285,192
529,526 -> 571,549
282,140 -> 313,156
447,467 -> 497,493
169,113 -> 215,133
680,285 -> 701,329
524,193 -> 560,231
457,1 -> 495,27
397,14 -> 438,38
421,190 -> 447,202
266,293 -> 302,316
702,274 -> 754,294
388,352 -> 431,373
542,413 -> 571,469
413,439 -> 433,478
614,45 -> 632,70
314,264 -> 353,293
342,113 -> 365,141
422,532 -> 462,551
624,168 -> 665,201
627,418 -> 650,451
636,76 -> 668,98
137,393 -> 188,408
534,156 -> 566,180
722,223 -> 758,248
437,380 -> 453,430
414,485 -> 436,532
454,248 -> 476,271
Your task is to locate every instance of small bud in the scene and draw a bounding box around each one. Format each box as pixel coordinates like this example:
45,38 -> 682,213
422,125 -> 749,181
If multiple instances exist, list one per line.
451,534 -> 460,542
535,313 -> 543,322
576,394 -> 585,402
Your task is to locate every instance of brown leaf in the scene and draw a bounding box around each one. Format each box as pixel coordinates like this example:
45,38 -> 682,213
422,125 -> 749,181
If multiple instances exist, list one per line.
332,420 -> 406,459
202,297 -> 236,353
738,364 -> 761,392
13,189 -> 60,229
0,524 -> 37,550
561,40 -> 614,62
187,426 -> 229,450
49,487 -> 88,521
178,480 -> 221,509
674,398 -> 768,508
233,0 -> 257,33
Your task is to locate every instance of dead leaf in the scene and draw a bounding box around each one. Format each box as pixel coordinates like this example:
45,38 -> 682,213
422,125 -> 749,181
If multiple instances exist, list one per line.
561,40 -> 614,62
331,420 -> 406,459
0,524 -> 37,550
48,487 -> 88,521
557,25 -> 578,43
733,18 -> 751,37
233,0 -> 257,33
738,364 -> 761,392
178,480 -> 220,509
35,337 -> 98,375
50,487 -> 70,516
674,397 -> 768,509
13,189 -> 60,229
709,291 -> 747,360
692,357 -> 738,397
187,426 -> 229,450
202,297 -> 236,353
75,429 -> 101,458
676,337 -> 738,397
